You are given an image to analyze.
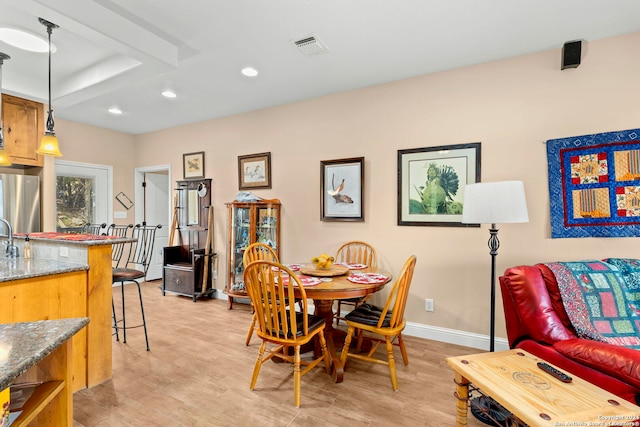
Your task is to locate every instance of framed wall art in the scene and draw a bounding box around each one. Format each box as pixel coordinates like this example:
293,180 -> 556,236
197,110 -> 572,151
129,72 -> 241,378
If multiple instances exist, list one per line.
547,127 -> 640,238
397,143 -> 481,226
115,191 -> 134,210
321,157 -> 364,221
238,152 -> 271,190
183,151 -> 205,179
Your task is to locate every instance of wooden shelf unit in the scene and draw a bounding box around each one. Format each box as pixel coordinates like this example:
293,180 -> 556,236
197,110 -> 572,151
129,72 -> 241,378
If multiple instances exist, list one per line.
11,380 -> 65,427
10,338 -> 74,426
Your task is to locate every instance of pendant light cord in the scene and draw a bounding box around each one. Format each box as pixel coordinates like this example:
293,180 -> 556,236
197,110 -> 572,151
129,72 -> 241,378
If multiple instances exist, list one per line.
39,18 -> 58,134
46,21 -> 55,133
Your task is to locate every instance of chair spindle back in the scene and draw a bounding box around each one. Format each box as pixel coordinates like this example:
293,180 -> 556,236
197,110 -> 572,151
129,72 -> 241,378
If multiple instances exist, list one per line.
244,260 -> 310,342
126,224 -> 162,278
243,242 -> 279,267
377,255 -> 416,329
335,240 -> 378,268
107,223 -> 134,267
83,222 -> 107,235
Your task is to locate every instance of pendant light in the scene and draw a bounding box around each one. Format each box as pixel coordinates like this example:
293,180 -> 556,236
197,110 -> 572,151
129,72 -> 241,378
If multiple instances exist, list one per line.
0,52 -> 11,166
36,18 -> 62,157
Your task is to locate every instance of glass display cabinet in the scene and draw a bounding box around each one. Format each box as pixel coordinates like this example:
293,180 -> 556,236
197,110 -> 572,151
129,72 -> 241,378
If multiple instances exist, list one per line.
225,199 -> 281,309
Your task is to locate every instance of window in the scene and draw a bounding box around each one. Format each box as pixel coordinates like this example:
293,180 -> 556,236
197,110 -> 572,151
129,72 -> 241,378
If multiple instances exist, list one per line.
55,161 -> 112,233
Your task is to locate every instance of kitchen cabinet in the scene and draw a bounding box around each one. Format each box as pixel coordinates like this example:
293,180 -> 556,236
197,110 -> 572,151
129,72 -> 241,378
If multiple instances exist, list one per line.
6,235 -> 121,390
0,269 -> 87,392
224,200 -> 281,309
162,179 -> 216,301
2,94 -> 44,167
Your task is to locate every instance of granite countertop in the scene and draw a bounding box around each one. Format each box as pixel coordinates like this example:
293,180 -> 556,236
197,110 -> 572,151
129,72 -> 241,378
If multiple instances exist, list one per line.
0,257 -> 87,283
13,232 -> 134,246
0,318 -> 90,390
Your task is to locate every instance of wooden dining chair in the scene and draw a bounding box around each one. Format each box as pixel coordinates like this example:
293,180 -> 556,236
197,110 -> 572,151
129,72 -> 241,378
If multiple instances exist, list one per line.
244,260 -> 330,407
334,240 -> 378,324
340,255 -> 416,391
243,242 -> 279,346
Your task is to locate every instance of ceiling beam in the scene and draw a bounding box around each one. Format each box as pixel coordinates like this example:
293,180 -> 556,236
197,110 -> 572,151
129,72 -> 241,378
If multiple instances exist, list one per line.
1,0 -> 179,69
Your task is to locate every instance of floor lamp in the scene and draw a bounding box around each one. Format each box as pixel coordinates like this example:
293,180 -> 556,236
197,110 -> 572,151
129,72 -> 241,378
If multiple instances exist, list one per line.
461,181 -> 529,425
461,181 -> 529,352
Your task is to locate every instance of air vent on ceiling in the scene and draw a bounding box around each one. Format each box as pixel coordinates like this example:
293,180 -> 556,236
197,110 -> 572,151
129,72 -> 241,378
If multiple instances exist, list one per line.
293,35 -> 328,56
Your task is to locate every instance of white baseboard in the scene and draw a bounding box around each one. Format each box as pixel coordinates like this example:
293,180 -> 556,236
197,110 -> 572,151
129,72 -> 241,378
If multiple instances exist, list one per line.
404,321 -> 509,352
215,292 -> 508,352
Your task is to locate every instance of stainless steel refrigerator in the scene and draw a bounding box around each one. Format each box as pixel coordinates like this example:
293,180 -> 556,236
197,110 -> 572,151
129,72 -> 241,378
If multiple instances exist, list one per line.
0,174 -> 40,233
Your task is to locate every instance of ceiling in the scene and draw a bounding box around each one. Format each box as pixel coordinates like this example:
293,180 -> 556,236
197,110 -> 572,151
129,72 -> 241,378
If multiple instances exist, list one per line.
1,1 -> 640,135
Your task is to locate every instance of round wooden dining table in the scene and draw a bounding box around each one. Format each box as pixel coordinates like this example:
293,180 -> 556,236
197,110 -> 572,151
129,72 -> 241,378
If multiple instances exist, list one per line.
287,263 -> 392,383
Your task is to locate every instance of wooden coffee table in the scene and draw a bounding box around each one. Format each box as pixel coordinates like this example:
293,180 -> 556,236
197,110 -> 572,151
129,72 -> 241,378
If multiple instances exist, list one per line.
446,349 -> 640,426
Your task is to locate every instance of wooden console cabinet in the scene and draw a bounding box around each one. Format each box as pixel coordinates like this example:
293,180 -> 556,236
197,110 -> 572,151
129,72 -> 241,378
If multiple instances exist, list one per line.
162,179 -> 216,301
2,94 -> 44,167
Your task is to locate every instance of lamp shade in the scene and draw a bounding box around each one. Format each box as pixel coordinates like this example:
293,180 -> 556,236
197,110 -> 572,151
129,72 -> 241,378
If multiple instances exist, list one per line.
461,180 -> 529,224
0,149 -> 11,166
36,134 -> 62,157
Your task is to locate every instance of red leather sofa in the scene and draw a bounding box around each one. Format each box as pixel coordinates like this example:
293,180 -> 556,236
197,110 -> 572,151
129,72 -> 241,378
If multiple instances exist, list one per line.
500,263 -> 640,405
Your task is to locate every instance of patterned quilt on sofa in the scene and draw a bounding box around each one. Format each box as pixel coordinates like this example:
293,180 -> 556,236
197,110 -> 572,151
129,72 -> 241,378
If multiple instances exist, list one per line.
545,260 -> 640,349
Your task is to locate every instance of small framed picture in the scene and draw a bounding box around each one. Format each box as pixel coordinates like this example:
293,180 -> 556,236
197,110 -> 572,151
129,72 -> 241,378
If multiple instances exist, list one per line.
397,143 -> 481,226
183,151 -> 205,179
115,192 -> 134,210
321,157 -> 364,222
238,152 -> 271,189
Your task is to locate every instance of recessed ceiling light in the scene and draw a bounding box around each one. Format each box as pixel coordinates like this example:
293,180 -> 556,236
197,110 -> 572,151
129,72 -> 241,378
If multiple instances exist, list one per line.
241,67 -> 258,77
0,27 -> 56,53
161,90 -> 176,98
108,107 -> 122,115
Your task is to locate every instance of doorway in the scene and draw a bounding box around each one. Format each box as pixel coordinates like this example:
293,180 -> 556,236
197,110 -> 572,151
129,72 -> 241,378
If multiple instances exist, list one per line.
55,160 -> 112,232
134,165 -> 171,281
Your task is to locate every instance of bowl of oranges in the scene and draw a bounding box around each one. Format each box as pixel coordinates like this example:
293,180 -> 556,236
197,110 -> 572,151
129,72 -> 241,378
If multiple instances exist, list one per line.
311,253 -> 334,270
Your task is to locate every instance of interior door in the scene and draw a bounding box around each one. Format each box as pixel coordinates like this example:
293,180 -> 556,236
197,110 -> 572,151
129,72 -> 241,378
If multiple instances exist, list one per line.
143,172 -> 169,280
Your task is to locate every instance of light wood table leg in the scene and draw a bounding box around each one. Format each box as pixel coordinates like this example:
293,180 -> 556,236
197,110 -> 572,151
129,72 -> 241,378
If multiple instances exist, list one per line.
453,371 -> 469,427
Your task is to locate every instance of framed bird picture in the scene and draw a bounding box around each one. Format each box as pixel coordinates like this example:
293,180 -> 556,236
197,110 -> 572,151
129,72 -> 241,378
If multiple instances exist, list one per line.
320,157 -> 364,221
397,143 -> 481,226
238,152 -> 272,190
183,151 -> 205,179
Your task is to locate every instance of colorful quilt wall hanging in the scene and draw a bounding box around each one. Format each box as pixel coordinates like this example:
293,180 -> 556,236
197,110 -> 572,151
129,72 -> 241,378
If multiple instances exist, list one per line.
547,127 -> 640,238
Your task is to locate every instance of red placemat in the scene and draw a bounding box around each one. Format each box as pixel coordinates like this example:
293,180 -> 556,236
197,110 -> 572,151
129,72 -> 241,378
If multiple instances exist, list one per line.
272,264 -> 302,272
347,273 -> 389,284
281,275 -> 321,287
340,263 -> 367,270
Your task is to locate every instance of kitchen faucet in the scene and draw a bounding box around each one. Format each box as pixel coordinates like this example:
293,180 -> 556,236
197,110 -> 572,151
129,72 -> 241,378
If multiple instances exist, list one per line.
0,218 -> 18,258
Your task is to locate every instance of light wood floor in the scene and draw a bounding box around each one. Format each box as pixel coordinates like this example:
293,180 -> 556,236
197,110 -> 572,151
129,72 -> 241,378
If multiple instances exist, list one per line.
73,280 -> 486,426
